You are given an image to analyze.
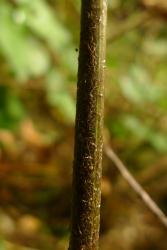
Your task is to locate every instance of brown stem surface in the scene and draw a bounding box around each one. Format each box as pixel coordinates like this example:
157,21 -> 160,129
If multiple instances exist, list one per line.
69,1 -> 107,250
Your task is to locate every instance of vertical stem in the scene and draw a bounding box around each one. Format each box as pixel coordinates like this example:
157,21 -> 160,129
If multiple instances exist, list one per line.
69,1 -> 107,250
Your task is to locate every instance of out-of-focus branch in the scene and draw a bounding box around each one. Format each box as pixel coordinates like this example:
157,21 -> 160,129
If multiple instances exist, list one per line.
105,145 -> 167,230
142,0 -> 167,18
107,11 -> 152,43
108,5 -> 167,44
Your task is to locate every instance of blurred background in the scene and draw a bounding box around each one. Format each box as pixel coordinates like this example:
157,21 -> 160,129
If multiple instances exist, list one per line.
0,0 -> 167,249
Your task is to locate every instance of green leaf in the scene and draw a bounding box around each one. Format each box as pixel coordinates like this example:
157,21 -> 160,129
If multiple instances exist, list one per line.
49,92 -> 75,123
20,0 -> 77,73
119,65 -> 163,104
143,39 -> 167,57
21,0 -> 71,51
149,133 -> 167,152
46,70 -> 75,124
122,115 -> 149,140
0,240 -> 5,250
122,115 -> 167,152
0,2 -> 50,80
0,85 -> 25,130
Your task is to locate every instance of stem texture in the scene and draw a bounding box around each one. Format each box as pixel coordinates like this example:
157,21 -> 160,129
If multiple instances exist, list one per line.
69,1 -> 107,250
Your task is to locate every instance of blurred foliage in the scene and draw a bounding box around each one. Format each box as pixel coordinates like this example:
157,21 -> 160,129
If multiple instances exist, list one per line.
0,0 -> 167,249
0,85 -> 25,130
0,0 -> 76,126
